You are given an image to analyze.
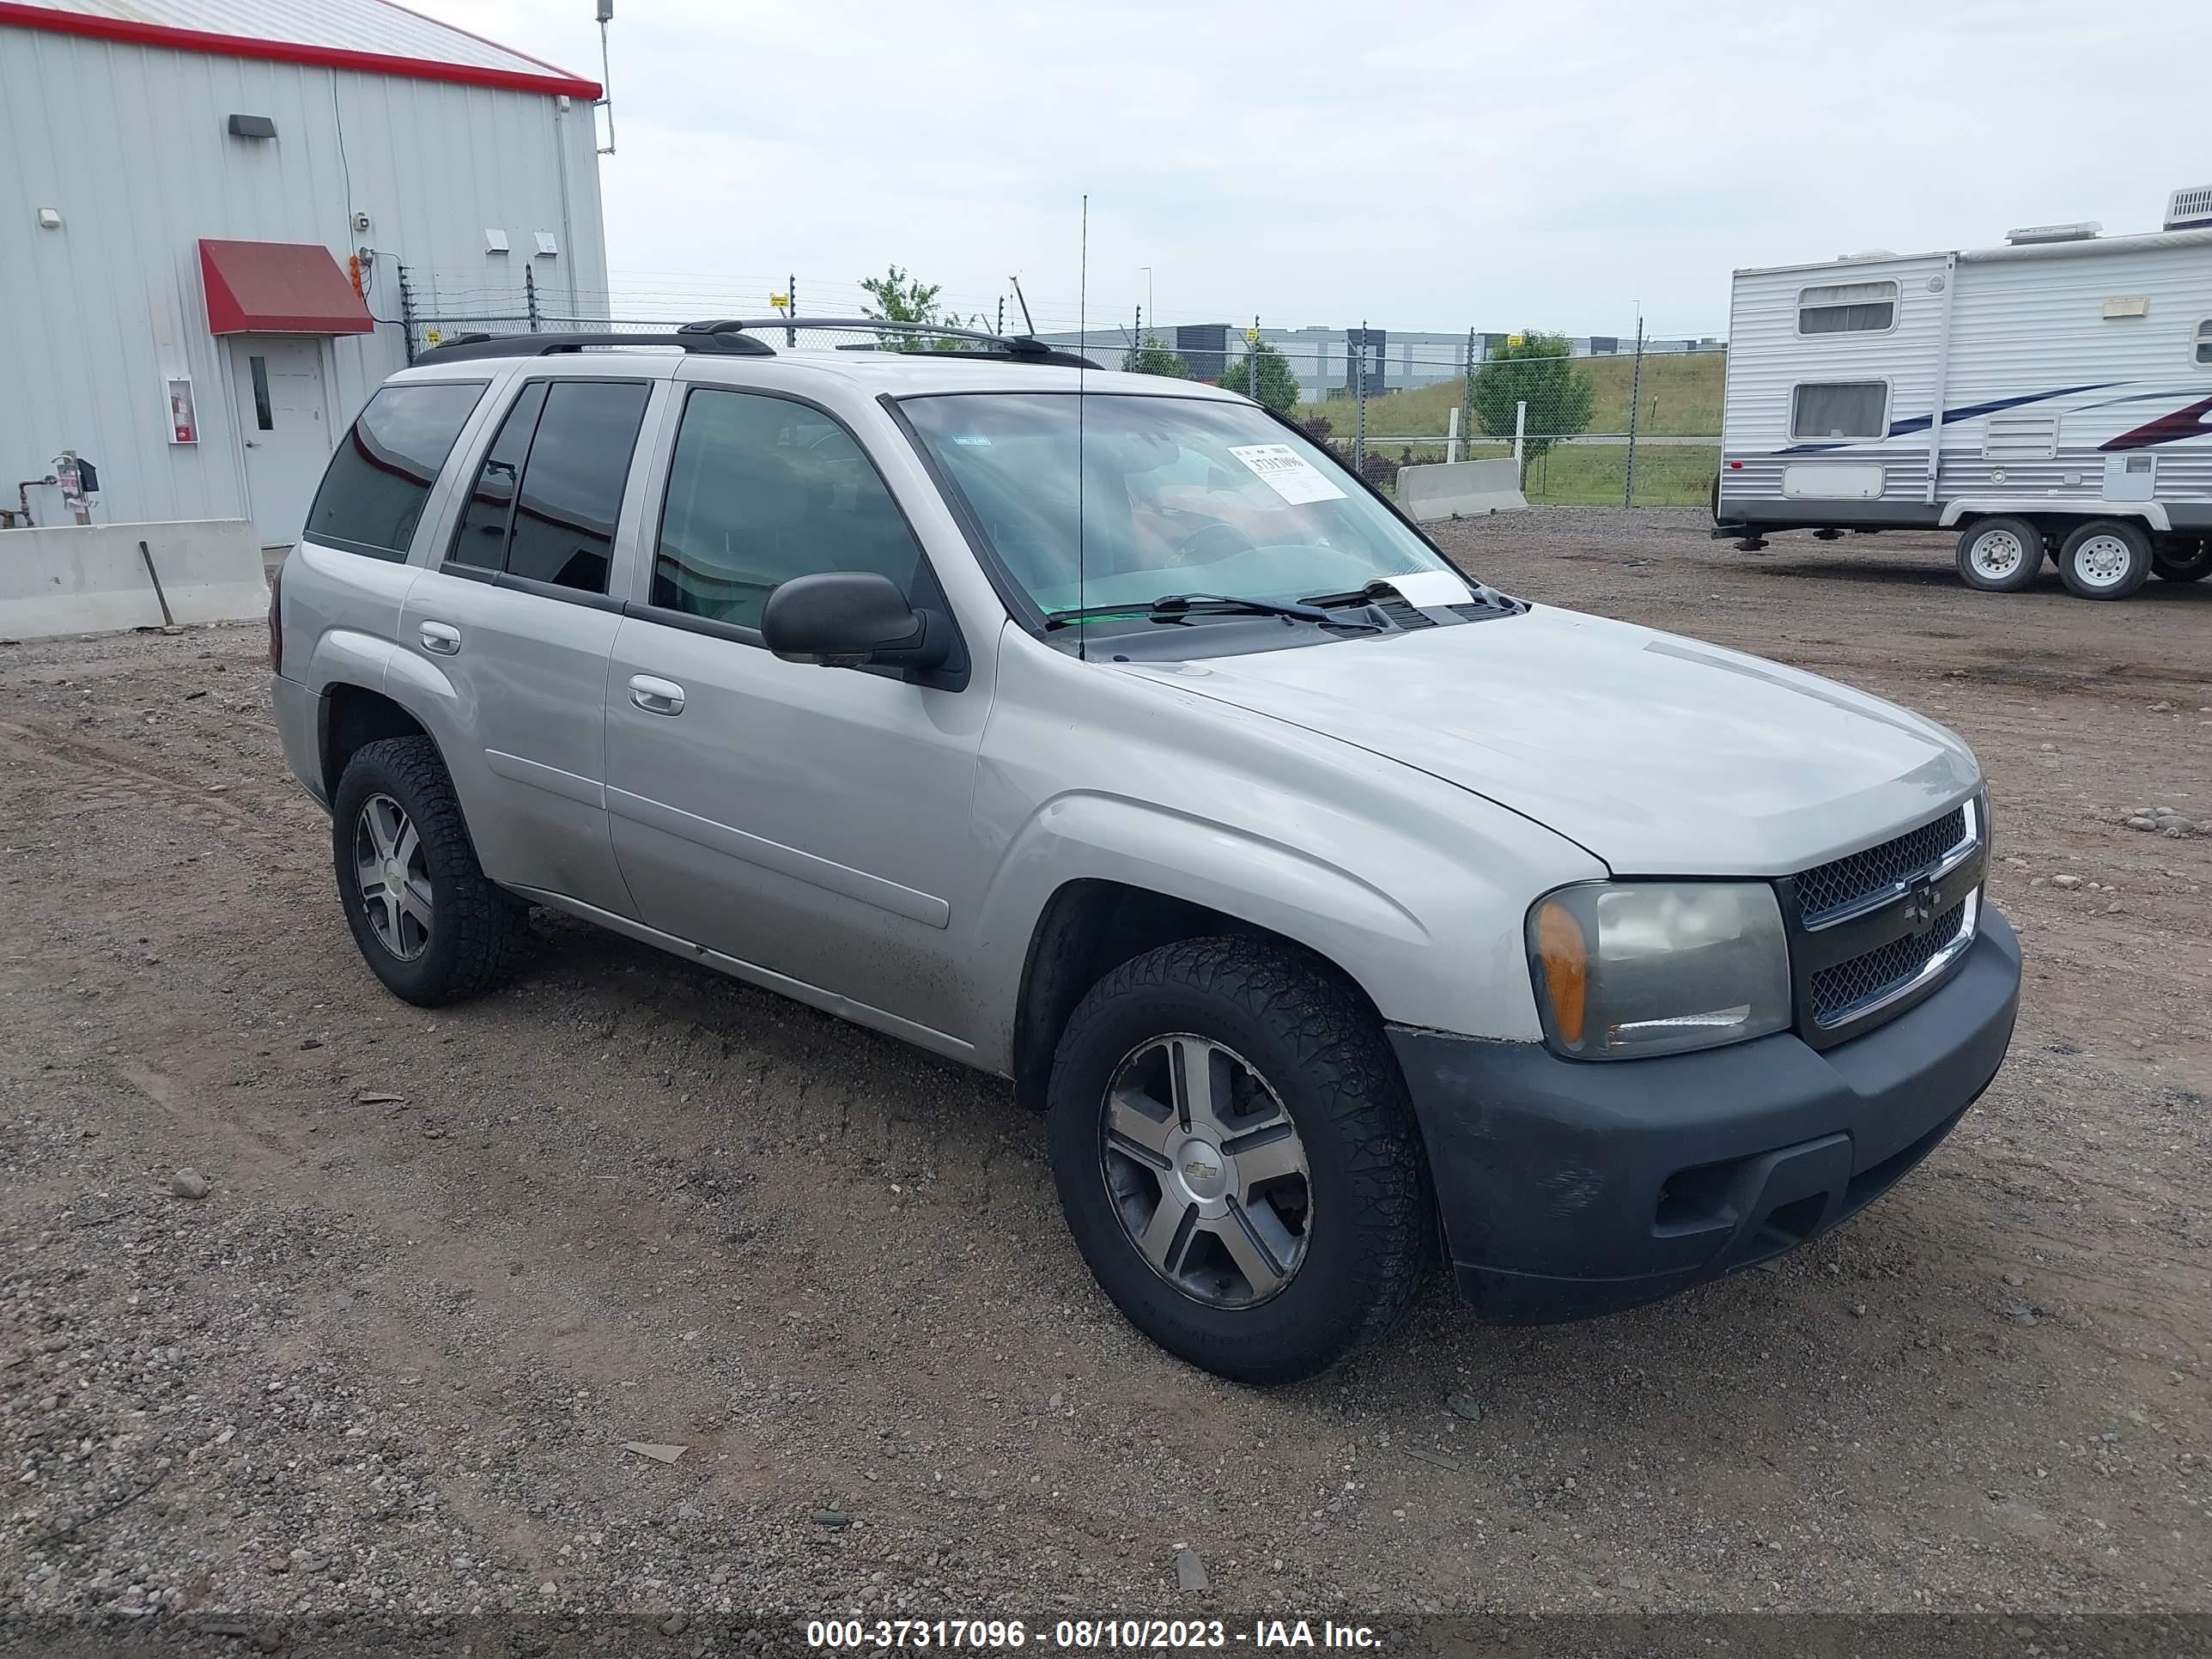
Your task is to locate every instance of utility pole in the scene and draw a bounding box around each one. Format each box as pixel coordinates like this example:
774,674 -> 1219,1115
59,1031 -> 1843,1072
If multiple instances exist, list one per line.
525,265 -> 539,333
787,273 -> 797,347
1461,327 -> 1477,465
1625,315 -> 1645,507
1353,320 -> 1369,471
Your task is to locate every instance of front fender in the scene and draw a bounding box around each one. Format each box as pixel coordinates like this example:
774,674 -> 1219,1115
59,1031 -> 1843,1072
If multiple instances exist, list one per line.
966,775 -> 1595,1073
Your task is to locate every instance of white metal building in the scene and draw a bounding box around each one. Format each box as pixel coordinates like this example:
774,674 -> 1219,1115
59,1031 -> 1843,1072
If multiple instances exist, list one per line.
0,0 -> 609,545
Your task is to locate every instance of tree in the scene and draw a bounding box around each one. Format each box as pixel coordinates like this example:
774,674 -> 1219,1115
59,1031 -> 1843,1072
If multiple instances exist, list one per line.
1121,333 -> 1193,379
858,264 -> 977,352
1217,339 -> 1301,413
1467,330 -> 1595,463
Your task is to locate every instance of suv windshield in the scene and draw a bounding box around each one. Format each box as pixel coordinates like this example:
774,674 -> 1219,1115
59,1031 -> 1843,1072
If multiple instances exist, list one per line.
901,392 -> 1456,619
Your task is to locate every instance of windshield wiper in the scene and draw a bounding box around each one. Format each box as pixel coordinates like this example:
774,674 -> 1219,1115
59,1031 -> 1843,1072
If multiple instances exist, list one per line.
1044,592 -> 1382,631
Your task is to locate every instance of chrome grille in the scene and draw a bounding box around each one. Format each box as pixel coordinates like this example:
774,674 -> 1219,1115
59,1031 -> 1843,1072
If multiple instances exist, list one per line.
1795,807 -> 1967,924
1808,901 -> 1968,1025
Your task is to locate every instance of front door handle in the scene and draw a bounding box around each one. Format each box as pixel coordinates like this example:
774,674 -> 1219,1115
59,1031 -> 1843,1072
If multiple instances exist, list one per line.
629,673 -> 686,715
419,620 -> 461,655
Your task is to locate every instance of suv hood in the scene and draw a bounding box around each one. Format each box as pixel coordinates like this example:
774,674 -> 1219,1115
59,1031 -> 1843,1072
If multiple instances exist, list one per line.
1127,606 -> 1978,877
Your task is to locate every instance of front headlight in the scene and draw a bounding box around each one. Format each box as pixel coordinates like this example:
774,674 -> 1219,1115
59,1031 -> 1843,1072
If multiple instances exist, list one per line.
1526,882 -> 1791,1060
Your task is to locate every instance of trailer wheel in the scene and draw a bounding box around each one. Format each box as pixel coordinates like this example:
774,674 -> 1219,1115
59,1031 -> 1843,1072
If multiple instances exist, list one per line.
2152,538 -> 2212,583
2058,520 -> 2151,600
1954,517 -> 2044,592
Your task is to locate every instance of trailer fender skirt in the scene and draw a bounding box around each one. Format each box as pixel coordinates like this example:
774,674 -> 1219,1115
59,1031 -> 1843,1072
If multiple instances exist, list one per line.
1938,498 -> 2169,532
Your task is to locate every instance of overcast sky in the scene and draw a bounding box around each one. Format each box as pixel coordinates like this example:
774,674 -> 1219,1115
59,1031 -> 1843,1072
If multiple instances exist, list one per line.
438,0 -> 2207,341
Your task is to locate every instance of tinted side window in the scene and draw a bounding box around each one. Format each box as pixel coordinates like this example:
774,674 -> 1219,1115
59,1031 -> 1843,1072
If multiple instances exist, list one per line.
305,381 -> 486,560
507,380 -> 653,594
450,382 -> 547,570
653,390 -> 923,629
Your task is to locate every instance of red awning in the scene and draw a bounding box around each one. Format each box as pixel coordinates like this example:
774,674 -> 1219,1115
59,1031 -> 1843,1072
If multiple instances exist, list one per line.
199,240 -> 374,336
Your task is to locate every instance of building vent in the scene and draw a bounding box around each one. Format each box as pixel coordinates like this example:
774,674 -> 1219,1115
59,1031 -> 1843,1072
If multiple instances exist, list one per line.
2166,185 -> 2212,231
2004,221 -> 2101,246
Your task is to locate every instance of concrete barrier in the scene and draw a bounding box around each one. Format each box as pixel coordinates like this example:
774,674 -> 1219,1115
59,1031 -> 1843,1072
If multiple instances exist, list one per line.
1395,458 -> 1528,522
0,520 -> 269,641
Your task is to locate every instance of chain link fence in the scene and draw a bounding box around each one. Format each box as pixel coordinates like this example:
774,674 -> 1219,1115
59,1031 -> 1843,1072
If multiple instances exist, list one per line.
1279,339 -> 1722,509
398,268 -> 1723,510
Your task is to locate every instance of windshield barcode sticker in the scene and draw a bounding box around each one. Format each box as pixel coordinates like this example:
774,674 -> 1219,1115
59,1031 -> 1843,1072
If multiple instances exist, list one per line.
1228,443 -> 1346,505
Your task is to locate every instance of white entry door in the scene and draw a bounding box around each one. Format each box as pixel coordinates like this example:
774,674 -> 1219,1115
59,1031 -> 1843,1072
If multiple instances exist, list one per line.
230,336 -> 331,548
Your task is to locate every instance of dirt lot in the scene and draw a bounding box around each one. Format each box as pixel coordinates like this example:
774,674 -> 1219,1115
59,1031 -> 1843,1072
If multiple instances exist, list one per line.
2,511 -> 2208,1642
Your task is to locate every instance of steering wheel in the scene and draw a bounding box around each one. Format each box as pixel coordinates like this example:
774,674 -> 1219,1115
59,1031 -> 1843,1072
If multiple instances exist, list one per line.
1170,520 -> 1259,566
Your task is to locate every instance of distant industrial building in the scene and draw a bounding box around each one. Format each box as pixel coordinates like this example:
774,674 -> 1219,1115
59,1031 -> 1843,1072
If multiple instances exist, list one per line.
1,0 -> 609,545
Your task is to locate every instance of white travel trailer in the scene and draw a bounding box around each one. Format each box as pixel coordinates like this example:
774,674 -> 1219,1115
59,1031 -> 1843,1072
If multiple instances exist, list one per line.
1716,189 -> 2212,600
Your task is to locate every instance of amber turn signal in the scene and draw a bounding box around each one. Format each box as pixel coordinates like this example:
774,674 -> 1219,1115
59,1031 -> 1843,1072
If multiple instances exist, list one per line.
1532,898 -> 1588,1048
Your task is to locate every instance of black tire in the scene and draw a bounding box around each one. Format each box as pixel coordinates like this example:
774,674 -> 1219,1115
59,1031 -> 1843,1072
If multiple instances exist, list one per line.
2152,538 -> 2212,583
1953,516 -> 2044,592
1046,936 -> 1430,1385
331,735 -> 531,1006
2057,519 -> 2152,600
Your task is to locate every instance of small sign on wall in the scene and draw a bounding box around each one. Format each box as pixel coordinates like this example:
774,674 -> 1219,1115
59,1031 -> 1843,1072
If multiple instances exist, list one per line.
166,375 -> 198,444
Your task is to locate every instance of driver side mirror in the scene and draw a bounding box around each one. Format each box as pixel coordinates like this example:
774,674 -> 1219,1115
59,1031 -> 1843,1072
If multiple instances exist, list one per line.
761,570 -> 951,673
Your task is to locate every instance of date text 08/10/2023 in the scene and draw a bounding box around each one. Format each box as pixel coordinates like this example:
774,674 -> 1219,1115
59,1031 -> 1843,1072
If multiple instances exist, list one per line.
804,1617 -> 1383,1650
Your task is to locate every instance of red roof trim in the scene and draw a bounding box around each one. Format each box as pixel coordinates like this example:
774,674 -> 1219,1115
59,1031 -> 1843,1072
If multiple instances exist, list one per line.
0,3 -> 602,100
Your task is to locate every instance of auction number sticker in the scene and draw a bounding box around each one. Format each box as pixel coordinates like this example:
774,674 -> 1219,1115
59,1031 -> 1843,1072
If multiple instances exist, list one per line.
1228,443 -> 1346,505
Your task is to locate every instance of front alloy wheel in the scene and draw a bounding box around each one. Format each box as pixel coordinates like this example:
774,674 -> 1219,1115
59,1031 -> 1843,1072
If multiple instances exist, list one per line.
353,793 -> 433,962
1102,1035 -> 1311,1307
1046,936 -> 1430,1385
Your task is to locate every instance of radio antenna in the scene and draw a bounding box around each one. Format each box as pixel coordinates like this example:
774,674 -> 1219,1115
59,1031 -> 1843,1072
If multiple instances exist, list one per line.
1074,197 -> 1089,663
1008,276 -> 1036,336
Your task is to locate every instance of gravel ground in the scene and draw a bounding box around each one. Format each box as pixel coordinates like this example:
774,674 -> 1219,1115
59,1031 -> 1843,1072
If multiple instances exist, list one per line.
1,509 -> 2208,1649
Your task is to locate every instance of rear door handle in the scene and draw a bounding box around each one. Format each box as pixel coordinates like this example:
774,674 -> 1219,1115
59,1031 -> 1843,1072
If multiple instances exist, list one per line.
419,620 -> 461,655
629,673 -> 686,715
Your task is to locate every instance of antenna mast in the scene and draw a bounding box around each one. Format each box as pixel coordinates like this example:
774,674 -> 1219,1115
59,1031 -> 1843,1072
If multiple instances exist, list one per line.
1075,198 -> 1088,664
593,0 -> 617,155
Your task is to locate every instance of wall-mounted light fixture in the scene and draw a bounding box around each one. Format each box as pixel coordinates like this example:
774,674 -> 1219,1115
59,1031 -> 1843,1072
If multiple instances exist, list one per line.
37,207 -> 62,229
227,112 -> 276,139
483,228 -> 510,255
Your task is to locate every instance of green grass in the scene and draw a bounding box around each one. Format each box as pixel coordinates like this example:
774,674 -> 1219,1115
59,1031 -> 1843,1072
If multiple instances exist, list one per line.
1295,349 -> 1724,441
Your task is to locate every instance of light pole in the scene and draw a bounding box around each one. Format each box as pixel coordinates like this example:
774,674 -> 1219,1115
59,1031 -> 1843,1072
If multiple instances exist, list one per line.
1139,267 -> 1153,338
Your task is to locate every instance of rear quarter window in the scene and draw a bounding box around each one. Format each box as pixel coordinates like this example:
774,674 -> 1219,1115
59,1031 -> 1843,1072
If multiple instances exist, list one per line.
305,381 -> 488,561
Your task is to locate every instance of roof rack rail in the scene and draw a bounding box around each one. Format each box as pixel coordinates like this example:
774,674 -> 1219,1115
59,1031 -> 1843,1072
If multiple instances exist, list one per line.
419,320 -> 773,362
419,317 -> 1102,369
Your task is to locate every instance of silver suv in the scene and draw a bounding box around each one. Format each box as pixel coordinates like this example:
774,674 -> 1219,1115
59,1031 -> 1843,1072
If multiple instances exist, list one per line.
270,319 -> 2021,1384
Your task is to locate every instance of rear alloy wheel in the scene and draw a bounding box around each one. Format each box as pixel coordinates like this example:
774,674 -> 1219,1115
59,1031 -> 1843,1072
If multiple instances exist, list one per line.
331,736 -> 532,1006
2058,519 -> 2152,600
1954,516 -> 2044,592
2152,538 -> 2212,583
1047,936 -> 1430,1386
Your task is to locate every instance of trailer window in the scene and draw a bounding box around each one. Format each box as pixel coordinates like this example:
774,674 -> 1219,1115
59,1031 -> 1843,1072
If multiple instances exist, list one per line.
1791,382 -> 1887,441
1798,280 -> 1897,335
2197,319 -> 2212,365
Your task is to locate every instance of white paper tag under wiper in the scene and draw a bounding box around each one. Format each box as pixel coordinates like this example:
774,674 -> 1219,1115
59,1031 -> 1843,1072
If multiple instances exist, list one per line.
1371,569 -> 1475,607
1228,443 -> 1347,505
